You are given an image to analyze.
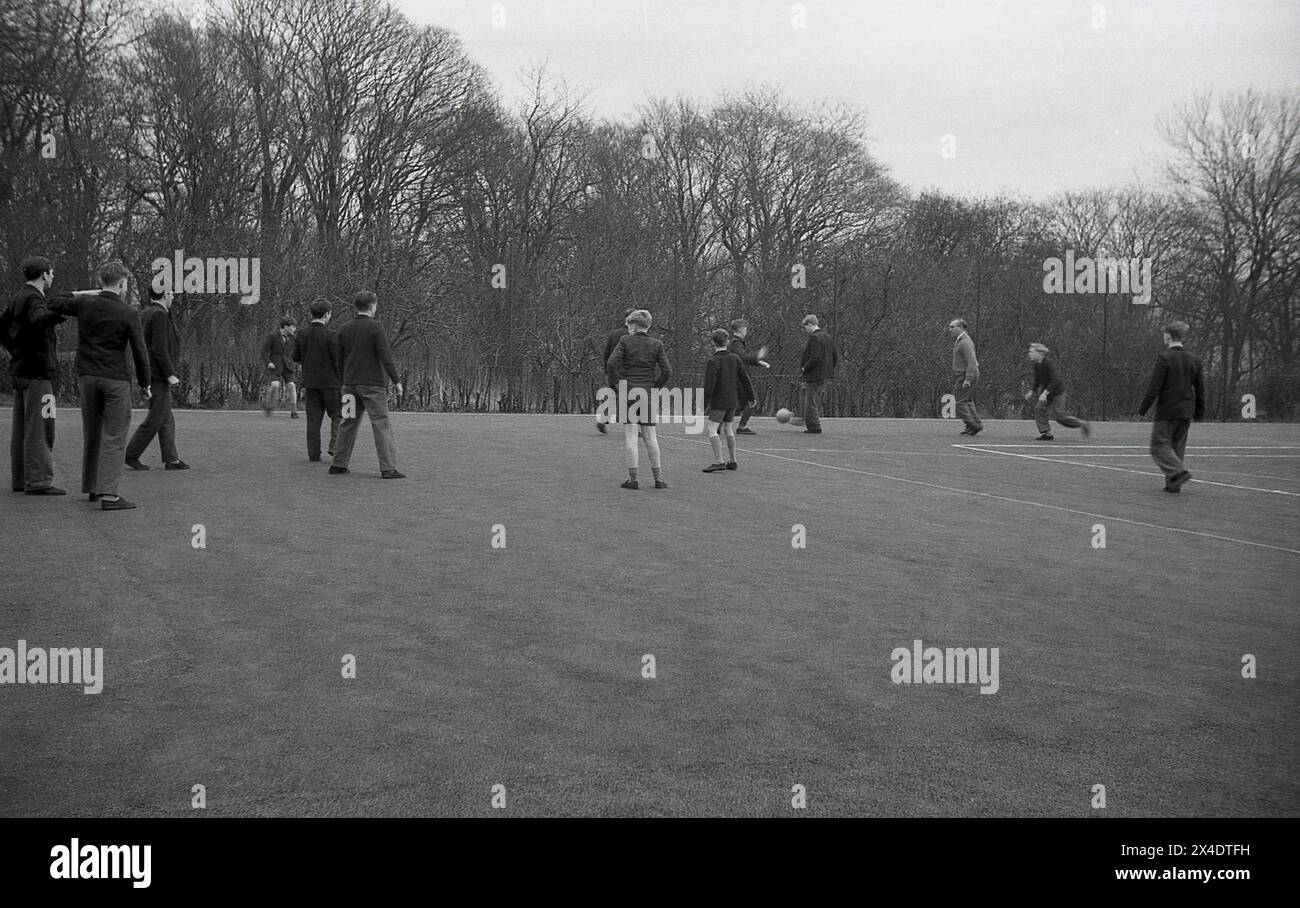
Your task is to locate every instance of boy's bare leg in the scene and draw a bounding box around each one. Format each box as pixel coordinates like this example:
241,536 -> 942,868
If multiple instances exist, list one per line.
642,425 -> 664,486
263,380 -> 280,415
642,426 -> 661,468
623,423 -> 639,479
707,420 -> 723,462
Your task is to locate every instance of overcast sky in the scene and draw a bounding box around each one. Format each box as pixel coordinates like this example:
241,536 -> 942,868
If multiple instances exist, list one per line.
392,0 -> 1300,199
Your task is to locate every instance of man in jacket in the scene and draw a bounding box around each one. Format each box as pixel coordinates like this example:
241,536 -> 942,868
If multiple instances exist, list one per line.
53,261 -> 151,510
797,314 -> 837,434
294,298 -> 343,462
947,318 -> 982,436
125,287 -> 188,470
5,256 -> 69,495
329,291 -> 404,479
1138,321 -> 1204,493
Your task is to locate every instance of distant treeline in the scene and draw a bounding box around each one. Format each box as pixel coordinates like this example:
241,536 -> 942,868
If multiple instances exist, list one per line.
1,0 -> 1296,419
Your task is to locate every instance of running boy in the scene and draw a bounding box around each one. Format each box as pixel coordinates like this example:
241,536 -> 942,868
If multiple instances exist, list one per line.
1026,343 -> 1091,440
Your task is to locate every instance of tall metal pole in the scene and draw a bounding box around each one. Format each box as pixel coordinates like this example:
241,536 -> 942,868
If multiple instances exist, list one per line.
1101,292 -> 1108,421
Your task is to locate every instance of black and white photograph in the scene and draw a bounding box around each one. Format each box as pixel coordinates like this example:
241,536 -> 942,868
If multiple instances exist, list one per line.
1,0 -> 1296,883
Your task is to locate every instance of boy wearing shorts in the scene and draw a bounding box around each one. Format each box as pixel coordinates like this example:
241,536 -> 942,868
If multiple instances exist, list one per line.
606,309 -> 671,490
702,327 -> 756,473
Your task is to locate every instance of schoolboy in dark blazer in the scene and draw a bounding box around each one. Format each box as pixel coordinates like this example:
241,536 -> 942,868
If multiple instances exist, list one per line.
293,298 -> 343,462
1138,321 -> 1205,493
703,328 -> 756,473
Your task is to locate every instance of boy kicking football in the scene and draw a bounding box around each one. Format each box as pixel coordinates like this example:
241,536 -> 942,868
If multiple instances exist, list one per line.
727,318 -> 769,434
702,328 -> 755,473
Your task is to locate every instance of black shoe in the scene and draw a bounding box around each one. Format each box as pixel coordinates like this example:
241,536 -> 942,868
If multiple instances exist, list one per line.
1036,433 -> 1054,441
100,496 -> 136,510
1170,470 -> 1191,491
125,458 -> 149,471
725,461 -> 738,471
596,422 -> 607,434
803,428 -> 822,434
1081,421 -> 1092,438
381,470 -> 405,479
329,466 -> 349,475
164,460 -> 190,470
1163,485 -> 1180,494
25,486 -> 67,495
308,456 -> 322,463
736,427 -> 757,435
620,479 -> 638,490
959,428 -> 973,435
290,411 -> 299,419
87,493 -> 100,502
654,479 -> 667,489
703,462 -> 727,473
967,426 -> 983,437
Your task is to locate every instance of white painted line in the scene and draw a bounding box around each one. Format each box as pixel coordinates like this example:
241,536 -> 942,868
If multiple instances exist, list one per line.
747,448 -> 975,456
955,444 -> 1300,497
997,453 -> 1300,459
1179,469 -> 1300,482
961,444 -> 1300,450
664,436 -> 1300,555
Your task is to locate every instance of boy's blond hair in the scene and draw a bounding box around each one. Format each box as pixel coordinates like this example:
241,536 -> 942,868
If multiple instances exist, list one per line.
626,309 -> 652,331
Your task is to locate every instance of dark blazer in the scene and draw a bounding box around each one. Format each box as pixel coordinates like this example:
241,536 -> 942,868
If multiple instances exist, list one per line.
728,336 -> 763,367
261,331 -> 296,373
293,321 -> 342,389
703,349 -> 755,411
5,284 -> 65,380
800,328 -> 838,382
139,302 -> 179,380
603,326 -> 627,366
1031,357 -> 1065,400
1139,345 -> 1205,421
337,313 -> 400,387
55,290 -> 149,384
607,332 -> 671,388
